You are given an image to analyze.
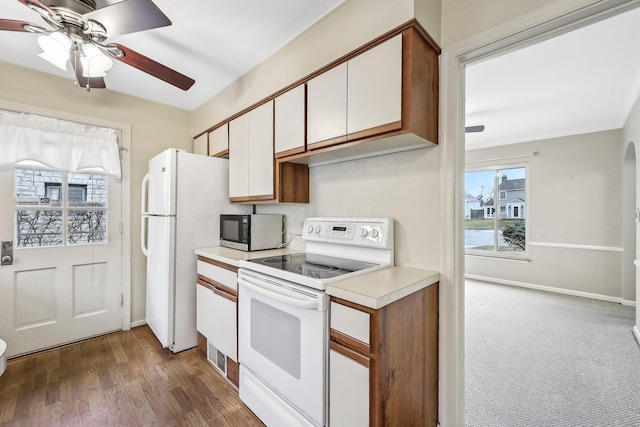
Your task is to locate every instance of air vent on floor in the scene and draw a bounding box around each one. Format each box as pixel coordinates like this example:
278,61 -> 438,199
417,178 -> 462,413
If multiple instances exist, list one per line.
207,342 -> 227,375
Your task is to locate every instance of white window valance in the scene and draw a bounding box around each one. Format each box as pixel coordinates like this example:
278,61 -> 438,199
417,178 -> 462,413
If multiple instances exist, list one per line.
0,109 -> 121,178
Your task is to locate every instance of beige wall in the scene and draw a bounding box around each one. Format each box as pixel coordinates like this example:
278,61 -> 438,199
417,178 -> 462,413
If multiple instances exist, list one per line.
193,0 -> 425,135
622,88 -> 640,309
465,130 -> 626,300
0,60 -> 192,325
441,0 -> 561,46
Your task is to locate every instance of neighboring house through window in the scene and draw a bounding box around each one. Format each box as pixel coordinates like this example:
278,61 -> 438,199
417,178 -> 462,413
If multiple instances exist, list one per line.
464,166 -> 527,255
15,168 -> 108,247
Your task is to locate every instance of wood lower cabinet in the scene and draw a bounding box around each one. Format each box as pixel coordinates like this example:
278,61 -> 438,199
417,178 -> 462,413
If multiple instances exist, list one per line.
196,256 -> 240,388
329,282 -> 439,427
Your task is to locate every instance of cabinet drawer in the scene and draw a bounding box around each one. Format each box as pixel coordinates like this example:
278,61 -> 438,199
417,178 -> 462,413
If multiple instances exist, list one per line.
330,302 -> 369,345
197,260 -> 238,291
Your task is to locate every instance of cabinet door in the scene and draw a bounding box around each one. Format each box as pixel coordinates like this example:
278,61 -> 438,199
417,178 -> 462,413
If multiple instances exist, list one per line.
248,100 -> 274,198
348,34 -> 402,136
307,62 -> 347,147
196,285 -> 216,341
209,290 -> 238,361
193,133 -> 207,156
329,349 -> 369,427
228,113 -> 249,198
275,84 -> 305,156
208,124 -> 229,157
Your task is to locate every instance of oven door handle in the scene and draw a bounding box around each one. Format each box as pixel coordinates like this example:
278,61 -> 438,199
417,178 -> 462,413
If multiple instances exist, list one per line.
239,276 -> 320,310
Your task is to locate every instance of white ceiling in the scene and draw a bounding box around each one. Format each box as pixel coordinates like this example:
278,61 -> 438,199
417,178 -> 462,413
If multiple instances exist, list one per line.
465,6 -> 640,150
0,0 -> 345,110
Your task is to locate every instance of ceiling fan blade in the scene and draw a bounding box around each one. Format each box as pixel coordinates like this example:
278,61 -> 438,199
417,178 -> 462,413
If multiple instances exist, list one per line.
465,125 -> 485,133
84,0 -> 171,37
105,43 -> 195,91
0,18 -> 48,32
17,0 -> 57,19
70,49 -> 107,89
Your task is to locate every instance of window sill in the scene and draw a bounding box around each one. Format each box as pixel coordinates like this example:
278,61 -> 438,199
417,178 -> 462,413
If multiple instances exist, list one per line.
465,251 -> 531,263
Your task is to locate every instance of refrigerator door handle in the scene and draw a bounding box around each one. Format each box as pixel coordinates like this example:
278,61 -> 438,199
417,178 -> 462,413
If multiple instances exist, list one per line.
141,215 -> 149,257
141,173 -> 150,215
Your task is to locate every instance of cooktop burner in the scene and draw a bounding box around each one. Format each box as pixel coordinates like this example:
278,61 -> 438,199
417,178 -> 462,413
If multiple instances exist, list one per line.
246,253 -> 378,280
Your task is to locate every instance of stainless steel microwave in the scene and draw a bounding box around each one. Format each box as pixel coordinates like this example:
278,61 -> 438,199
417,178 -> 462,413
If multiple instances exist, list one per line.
219,214 -> 283,251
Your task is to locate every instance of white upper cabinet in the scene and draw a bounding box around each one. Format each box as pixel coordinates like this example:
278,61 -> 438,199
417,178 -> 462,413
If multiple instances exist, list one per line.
228,101 -> 274,200
248,101 -> 274,198
193,133 -> 207,156
229,113 -> 250,199
307,62 -> 348,146
275,84 -> 306,156
208,124 -> 229,157
347,35 -> 402,135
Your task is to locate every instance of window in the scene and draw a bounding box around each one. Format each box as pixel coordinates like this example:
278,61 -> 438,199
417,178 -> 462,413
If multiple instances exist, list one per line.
464,166 -> 527,255
15,168 -> 108,247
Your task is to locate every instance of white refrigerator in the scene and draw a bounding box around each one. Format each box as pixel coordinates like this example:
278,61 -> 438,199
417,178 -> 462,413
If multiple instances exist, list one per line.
141,148 -> 248,352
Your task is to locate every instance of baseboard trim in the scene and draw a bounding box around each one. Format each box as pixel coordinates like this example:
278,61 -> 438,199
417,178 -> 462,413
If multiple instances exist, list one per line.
465,274 -> 634,305
131,319 -> 147,328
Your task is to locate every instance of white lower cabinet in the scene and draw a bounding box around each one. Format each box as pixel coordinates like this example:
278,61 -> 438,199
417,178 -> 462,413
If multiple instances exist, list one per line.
196,284 -> 237,362
329,349 -> 369,427
196,256 -> 240,387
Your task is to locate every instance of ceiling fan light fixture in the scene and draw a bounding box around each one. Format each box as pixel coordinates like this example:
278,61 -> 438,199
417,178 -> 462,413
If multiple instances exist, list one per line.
80,42 -> 113,77
37,32 -> 71,71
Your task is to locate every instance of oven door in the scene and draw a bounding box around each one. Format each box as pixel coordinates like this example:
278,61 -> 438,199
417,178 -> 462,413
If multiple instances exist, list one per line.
238,269 -> 327,427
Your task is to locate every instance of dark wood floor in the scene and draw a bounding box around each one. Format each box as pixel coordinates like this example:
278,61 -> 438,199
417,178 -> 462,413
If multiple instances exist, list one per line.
0,326 -> 265,426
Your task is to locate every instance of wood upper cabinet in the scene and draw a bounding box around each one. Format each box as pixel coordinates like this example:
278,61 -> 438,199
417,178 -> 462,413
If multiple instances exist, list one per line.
306,25 -> 438,155
208,124 -> 229,157
347,34 -> 402,138
229,101 -> 274,201
275,84 -> 306,157
307,33 -> 404,151
329,282 -> 439,427
307,62 -> 348,148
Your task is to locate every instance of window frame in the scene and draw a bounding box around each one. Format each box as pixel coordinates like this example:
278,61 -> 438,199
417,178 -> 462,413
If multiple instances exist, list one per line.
464,163 -> 529,260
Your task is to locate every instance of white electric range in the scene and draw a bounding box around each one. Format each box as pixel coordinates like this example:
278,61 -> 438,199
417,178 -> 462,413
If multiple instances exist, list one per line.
237,217 -> 394,427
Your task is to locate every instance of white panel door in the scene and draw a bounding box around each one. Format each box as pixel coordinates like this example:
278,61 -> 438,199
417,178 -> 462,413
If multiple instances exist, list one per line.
307,62 -> 348,145
229,113 -> 250,198
208,124 -> 229,157
0,167 -> 122,358
248,101 -> 274,198
275,84 -> 306,155
348,34 -> 403,134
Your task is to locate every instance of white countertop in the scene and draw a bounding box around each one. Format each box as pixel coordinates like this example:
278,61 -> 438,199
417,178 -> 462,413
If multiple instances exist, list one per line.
195,246 -> 300,268
195,246 -> 439,309
325,266 -> 440,309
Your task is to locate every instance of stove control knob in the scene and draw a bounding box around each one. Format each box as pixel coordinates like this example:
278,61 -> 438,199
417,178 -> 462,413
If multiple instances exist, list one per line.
307,225 -> 314,234
314,226 -> 321,234
360,228 -> 369,237
371,228 -> 380,238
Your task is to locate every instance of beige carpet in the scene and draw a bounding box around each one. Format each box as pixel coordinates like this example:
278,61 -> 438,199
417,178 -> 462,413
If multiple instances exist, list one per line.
465,279 -> 640,427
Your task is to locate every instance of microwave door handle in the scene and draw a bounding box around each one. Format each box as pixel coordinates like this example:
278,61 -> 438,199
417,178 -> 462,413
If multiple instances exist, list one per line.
238,276 -> 320,310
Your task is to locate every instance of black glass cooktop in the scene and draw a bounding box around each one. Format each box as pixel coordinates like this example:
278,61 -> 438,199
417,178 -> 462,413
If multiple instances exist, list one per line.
246,253 -> 379,279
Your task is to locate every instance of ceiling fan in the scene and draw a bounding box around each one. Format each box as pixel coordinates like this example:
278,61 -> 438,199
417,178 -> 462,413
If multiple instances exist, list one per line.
0,0 -> 195,91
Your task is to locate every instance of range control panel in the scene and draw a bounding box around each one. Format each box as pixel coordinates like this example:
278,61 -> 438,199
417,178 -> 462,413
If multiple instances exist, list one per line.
302,217 -> 393,249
